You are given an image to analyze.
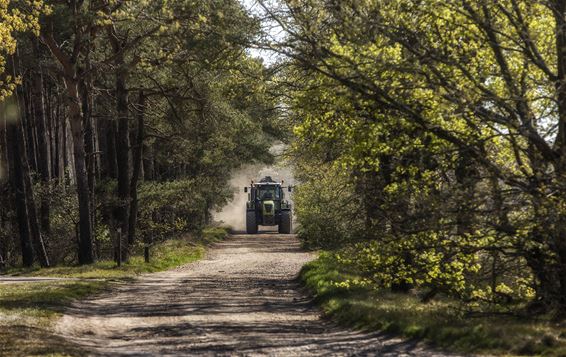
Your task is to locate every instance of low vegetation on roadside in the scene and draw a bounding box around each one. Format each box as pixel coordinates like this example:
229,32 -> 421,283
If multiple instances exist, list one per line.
6,227 -> 228,279
0,227 -> 229,356
0,281 -> 103,356
301,253 -> 566,356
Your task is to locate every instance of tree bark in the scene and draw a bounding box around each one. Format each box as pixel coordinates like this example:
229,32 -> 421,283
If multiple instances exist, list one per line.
128,91 -> 145,245
109,30 -> 131,261
66,77 -> 95,265
42,31 -> 95,265
22,85 -> 39,173
81,70 -> 97,257
31,38 -> 52,238
20,123 -> 50,268
12,52 -> 50,268
143,144 -> 154,181
6,112 -> 35,267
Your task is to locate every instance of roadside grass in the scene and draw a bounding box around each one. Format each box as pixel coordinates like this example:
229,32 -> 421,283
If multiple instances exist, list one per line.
0,281 -> 104,356
301,252 -> 566,357
0,227 -> 229,356
6,227 -> 229,279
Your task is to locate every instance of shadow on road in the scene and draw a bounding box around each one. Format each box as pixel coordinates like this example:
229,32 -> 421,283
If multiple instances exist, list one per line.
56,234 -> 454,356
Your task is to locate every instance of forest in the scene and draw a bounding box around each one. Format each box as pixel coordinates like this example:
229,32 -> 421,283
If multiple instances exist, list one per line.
0,0 -> 281,267
267,0 -> 566,318
2,0 -> 566,355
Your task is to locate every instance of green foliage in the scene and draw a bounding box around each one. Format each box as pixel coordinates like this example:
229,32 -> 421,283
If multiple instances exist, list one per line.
201,226 -> 230,243
0,0 -> 48,99
136,179 -> 226,241
95,0 -> 278,182
0,0 -> 279,269
294,163 -> 364,249
277,0 -> 566,311
7,237 -> 209,278
302,253 -> 566,356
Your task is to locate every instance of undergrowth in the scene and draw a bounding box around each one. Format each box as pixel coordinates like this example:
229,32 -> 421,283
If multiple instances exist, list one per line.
301,252 -> 566,356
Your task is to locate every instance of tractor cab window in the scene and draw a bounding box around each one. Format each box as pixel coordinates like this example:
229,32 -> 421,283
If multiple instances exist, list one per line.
258,185 -> 281,200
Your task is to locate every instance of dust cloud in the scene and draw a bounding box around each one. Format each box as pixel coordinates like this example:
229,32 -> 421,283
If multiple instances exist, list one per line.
213,144 -> 295,231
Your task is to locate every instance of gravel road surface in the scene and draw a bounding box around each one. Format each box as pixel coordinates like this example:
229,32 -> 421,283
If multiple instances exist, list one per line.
56,233 -> 456,356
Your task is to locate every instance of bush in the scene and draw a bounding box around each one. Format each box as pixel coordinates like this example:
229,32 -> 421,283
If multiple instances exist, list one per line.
301,253 -> 566,356
294,164 -> 364,249
137,179 -> 231,243
1,177 -> 233,267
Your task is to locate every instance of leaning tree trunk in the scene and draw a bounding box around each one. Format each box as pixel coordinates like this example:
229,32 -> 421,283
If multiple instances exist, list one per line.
13,54 -> 50,268
43,32 -> 95,265
20,122 -> 50,268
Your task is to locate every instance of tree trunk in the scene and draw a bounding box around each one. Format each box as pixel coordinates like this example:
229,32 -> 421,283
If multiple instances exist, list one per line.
65,77 -> 95,265
114,55 -> 131,261
143,144 -> 154,181
22,85 -> 39,173
128,91 -> 145,245
12,55 -> 50,268
105,119 -> 118,178
0,110 -> 7,182
20,125 -> 50,268
58,101 -> 66,183
6,113 -> 35,267
42,32 -> 95,265
31,38 -> 52,238
81,72 -> 97,258
454,149 -> 479,236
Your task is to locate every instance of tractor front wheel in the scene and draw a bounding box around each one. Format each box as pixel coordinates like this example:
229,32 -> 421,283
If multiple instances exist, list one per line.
246,211 -> 258,234
279,211 -> 292,234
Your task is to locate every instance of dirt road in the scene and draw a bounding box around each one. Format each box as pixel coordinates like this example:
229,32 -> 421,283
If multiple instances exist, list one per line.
57,234 -> 453,356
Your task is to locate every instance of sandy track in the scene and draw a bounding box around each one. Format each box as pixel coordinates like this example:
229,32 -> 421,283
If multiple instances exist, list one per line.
56,234 -> 455,356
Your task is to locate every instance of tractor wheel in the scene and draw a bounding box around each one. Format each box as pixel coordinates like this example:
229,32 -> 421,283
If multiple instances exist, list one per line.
246,211 -> 258,234
279,211 -> 292,234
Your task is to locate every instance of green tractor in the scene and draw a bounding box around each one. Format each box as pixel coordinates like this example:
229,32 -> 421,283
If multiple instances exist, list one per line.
244,176 -> 292,234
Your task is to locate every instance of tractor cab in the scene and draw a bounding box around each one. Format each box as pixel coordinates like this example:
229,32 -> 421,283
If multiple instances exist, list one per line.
244,176 -> 292,234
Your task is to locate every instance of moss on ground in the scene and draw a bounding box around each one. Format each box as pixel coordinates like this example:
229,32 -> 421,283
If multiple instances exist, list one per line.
300,252 -> 566,357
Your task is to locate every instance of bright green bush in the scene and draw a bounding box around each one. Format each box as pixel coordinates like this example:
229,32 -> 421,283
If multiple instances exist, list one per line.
301,253 -> 566,356
294,164 -> 364,249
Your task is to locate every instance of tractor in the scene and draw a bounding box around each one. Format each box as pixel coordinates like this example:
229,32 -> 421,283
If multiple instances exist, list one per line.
244,176 -> 292,234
